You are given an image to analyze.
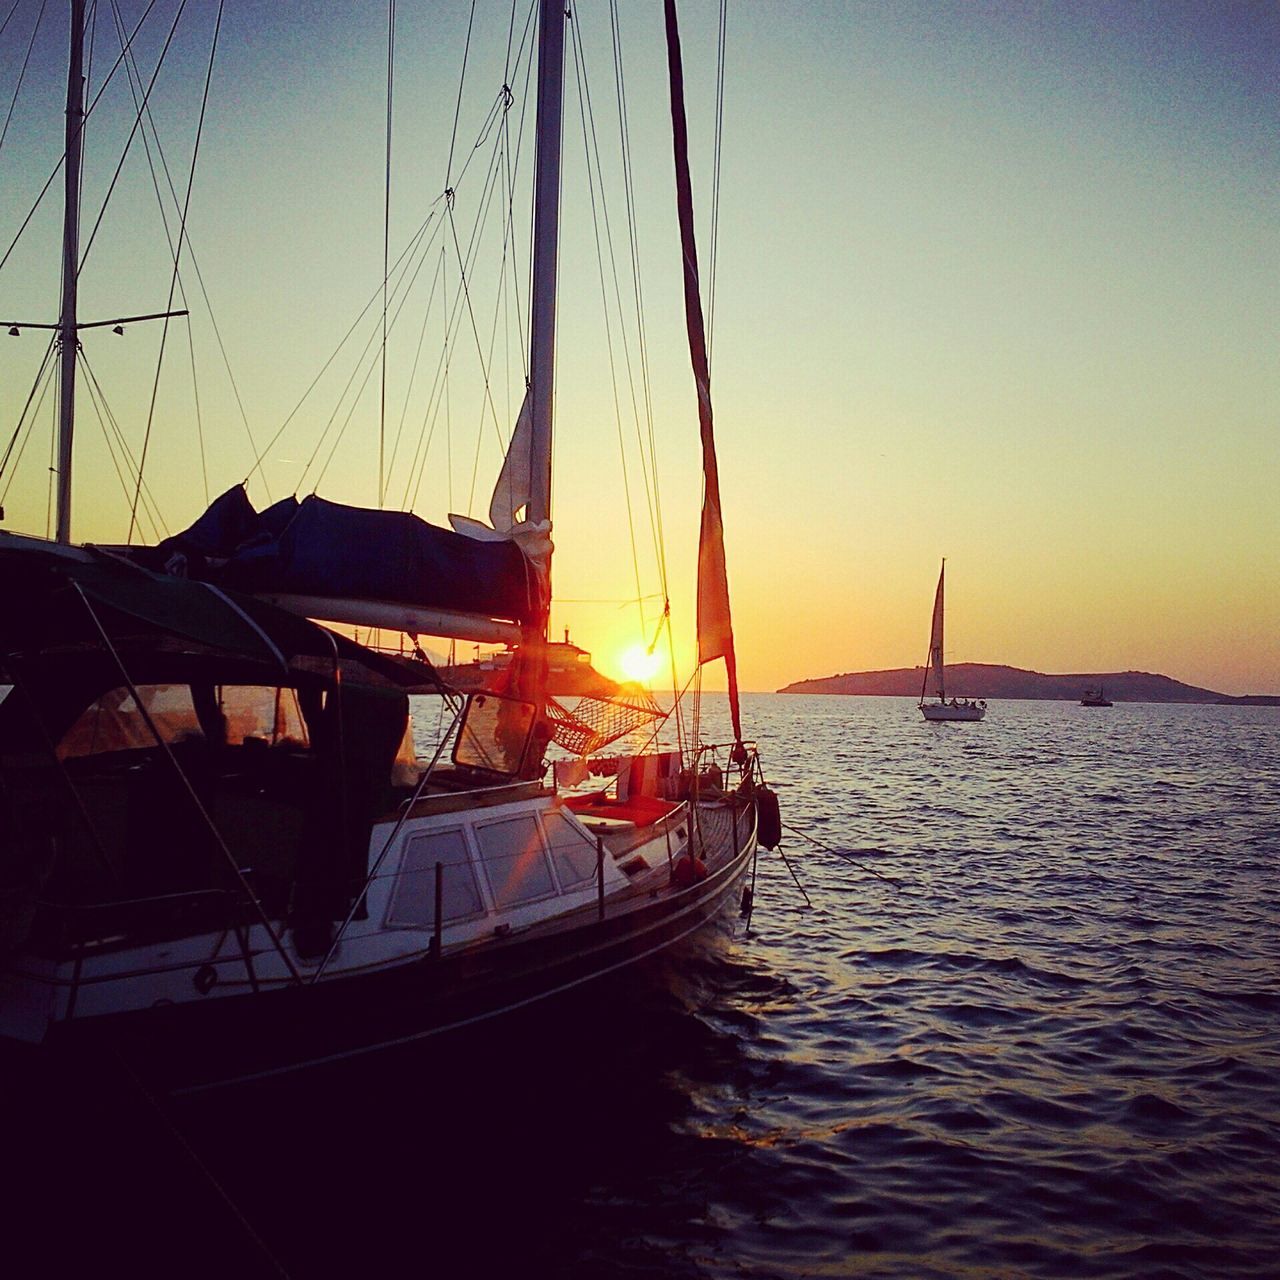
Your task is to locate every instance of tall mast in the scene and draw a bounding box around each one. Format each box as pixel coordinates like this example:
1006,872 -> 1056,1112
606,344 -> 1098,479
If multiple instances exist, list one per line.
526,0 -> 565,548
55,0 -> 86,544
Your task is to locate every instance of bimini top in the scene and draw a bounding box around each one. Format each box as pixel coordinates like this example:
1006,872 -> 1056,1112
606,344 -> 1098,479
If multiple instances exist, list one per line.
0,534 -> 430,692
114,485 -> 542,626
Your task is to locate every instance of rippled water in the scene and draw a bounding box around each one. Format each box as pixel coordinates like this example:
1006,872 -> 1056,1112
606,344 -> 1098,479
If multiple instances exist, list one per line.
170,695 -> 1280,1276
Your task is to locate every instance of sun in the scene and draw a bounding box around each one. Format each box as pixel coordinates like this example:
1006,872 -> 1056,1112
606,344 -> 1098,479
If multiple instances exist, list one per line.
617,643 -> 661,684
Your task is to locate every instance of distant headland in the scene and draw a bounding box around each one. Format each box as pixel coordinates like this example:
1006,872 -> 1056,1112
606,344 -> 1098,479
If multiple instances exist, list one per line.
777,663 -> 1279,706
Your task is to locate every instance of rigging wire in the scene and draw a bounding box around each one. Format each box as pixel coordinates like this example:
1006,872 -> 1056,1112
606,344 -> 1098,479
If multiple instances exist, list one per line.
0,0 -> 26,41
272,53 -> 520,500
385,240 -> 447,490
707,0 -> 727,366
405,247 -> 459,513
0,0 -> 160,280
607,0 -> 682,752
306,208 -> 456,493
127,0 -> 222,542
247,202 -> 444,487
0,0 -> 47,160
566,7 -> 648,644
77,0 -> 187,276
386,11 -> 533,507
107,0 -> 208,504
186,316 -> 208,504
379,0 -> 396,507
0,339 -> 56,510
105,0 -> 264,500
0,332 -> 56,494
446,111 -> 525,513
400,251 -> 455,508
444,0 -> 478,189
80,351 -> 167,541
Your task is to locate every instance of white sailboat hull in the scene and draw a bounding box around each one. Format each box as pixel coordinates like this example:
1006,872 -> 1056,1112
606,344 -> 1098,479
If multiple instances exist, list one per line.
920,701 -> 986,722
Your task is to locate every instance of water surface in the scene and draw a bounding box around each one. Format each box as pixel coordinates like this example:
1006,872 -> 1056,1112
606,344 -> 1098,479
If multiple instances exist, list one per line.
179,694 -> 1280,1277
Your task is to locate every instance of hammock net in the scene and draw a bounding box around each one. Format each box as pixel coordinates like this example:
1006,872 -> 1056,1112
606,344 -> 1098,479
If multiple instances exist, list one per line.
545,688 -> 665,757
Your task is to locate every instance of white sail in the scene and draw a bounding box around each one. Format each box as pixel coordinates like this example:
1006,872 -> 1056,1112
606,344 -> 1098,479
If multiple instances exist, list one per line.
927,560 -> 945,702
488,391 -> 533,533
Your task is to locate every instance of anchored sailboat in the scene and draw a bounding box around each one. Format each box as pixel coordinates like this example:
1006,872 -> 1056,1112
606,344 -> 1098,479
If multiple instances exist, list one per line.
918,559 -> 986,723
0,0 -> 767,1091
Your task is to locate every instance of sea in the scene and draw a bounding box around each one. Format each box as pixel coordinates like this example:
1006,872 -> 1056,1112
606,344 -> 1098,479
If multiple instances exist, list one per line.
56,694 -> 1280,1277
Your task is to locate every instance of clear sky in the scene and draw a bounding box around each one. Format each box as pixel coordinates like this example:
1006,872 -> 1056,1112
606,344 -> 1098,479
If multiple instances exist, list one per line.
2,1 -> 1276,695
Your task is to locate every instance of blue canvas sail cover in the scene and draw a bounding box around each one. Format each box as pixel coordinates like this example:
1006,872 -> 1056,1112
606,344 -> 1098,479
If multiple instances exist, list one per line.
148,486 -> 541,624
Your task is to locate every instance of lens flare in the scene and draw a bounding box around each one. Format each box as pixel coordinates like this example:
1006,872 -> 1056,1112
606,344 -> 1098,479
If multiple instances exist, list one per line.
618,643 -> 661,683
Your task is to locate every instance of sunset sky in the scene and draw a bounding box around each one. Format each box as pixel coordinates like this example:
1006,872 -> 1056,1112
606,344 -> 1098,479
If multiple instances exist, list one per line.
1,1 -> 1276,695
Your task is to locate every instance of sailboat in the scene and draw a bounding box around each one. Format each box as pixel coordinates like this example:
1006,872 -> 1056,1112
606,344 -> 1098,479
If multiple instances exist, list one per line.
918,559 -> 986,722
1080,687 -> 1113,707
0,0 -> 766,1092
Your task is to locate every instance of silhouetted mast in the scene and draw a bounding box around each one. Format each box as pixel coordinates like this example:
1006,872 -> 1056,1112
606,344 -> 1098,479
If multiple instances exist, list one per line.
55,0 -> 86,544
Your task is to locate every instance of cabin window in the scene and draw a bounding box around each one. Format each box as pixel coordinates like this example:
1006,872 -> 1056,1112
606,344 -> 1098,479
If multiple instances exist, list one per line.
475,815 -> 556,907
542,809 -> 597,889
452,693 -> 535,776
386,827 -> 484,928
58,684 -> 203,759
57,684 -> 309,760
217,685 -> 309,748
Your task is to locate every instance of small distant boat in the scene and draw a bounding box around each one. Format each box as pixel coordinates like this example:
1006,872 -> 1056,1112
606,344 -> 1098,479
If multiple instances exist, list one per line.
918,560 -> 986,722
1080,687 -> 1113,707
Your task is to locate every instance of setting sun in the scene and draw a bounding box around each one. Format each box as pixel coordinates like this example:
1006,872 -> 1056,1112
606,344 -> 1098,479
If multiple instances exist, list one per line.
617,644 -> 661,685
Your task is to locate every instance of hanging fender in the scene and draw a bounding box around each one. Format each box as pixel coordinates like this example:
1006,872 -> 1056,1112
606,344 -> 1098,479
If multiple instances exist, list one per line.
756,786 -> 782,850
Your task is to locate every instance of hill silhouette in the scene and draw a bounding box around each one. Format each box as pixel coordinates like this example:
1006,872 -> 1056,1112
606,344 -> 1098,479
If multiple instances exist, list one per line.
777,663 -> 1278,705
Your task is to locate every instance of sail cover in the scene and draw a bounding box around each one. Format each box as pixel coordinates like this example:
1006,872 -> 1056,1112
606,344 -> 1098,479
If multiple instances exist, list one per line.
136,486 -> 540,624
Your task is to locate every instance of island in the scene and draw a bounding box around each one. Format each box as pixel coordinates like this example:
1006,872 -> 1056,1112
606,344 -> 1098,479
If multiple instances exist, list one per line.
777,663 -> 1279,706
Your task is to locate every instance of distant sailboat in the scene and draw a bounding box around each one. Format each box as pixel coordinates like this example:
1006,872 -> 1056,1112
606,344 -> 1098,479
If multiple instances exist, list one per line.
1080,687 -> 1113,707
919,560 -> 986,723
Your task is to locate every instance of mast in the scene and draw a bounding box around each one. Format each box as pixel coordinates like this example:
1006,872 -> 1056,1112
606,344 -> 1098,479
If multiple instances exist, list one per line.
55,0 -> 86,544
526,0 -> 565,562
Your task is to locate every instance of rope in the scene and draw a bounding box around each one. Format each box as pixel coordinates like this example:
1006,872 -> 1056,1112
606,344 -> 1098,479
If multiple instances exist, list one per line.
128,0 -> 221,542
109,1051 -> 292,1279
782,822 -> 903,889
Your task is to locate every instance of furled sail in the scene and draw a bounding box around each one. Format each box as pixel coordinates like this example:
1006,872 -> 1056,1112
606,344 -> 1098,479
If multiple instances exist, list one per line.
132,485 -> 542,627
663,0 -> 743,746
